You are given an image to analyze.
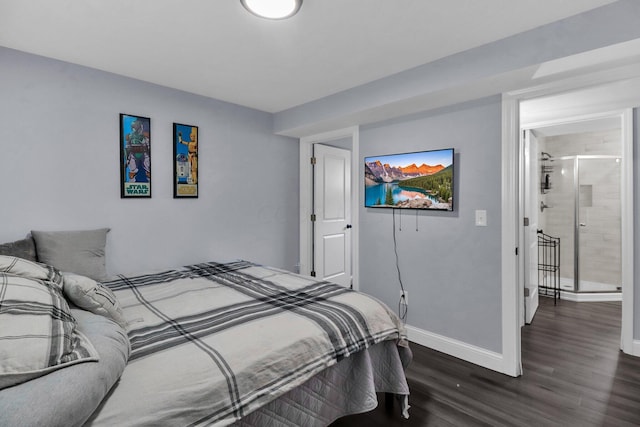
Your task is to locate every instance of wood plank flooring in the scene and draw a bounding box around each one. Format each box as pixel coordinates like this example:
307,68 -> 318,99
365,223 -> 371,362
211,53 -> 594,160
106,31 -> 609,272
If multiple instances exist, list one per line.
331,297 -> 640,426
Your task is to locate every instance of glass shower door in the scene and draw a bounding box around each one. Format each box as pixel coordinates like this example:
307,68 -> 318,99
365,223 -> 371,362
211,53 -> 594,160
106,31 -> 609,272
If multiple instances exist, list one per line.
577,157 -> 621,292
543,157 -> 576,292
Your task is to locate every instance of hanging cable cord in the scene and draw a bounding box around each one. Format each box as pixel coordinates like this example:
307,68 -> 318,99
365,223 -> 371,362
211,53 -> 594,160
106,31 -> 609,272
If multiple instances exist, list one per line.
393,209 -> 408,323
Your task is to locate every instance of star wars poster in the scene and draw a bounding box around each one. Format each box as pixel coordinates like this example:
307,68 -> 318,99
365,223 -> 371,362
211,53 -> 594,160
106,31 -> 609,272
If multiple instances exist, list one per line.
120,114 -> 151,198
173,123 -> 198,198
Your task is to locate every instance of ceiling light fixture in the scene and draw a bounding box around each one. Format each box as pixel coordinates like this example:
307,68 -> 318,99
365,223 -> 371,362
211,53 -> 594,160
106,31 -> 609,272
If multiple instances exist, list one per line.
241,0 -> 302,20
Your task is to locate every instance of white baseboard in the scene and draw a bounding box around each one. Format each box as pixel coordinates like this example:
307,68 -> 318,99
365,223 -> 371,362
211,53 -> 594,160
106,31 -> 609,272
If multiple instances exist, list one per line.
406,324 -> 505,374
631,340 -> 640,357
557,291 -> 622,302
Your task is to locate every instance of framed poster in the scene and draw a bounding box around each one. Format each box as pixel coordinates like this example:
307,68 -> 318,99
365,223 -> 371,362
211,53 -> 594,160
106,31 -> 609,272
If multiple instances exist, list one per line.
173,123 -> 198,198
120,114 -> 151,198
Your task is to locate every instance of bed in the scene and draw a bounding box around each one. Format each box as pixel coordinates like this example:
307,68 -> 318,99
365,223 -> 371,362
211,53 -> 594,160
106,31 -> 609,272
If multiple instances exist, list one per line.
0,230 -> 410,426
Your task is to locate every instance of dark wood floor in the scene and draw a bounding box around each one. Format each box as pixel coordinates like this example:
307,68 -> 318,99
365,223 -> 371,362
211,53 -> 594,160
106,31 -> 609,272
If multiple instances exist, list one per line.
331,297 -> 640,427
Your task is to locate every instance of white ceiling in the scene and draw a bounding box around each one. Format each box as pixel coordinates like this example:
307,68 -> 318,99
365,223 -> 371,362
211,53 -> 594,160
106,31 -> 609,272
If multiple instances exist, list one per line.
0,0 -> 618,113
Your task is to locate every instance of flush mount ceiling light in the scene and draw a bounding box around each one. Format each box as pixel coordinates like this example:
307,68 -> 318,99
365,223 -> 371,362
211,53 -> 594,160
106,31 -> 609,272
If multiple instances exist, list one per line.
241,0 -> 302,20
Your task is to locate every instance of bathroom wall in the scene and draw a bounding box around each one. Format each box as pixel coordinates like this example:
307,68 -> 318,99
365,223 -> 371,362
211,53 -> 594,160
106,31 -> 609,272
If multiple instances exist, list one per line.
539,129 -> 621,290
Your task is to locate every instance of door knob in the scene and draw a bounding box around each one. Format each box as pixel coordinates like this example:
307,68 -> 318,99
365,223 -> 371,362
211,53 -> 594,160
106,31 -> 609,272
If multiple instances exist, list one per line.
579,223 -> 586,227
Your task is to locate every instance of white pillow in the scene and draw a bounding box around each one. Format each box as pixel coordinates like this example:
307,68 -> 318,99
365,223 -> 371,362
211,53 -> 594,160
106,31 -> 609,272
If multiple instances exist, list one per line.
63,273 -> 128,330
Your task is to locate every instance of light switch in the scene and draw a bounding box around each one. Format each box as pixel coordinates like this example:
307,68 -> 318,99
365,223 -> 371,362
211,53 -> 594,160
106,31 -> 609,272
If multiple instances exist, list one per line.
475,210 -> 487,226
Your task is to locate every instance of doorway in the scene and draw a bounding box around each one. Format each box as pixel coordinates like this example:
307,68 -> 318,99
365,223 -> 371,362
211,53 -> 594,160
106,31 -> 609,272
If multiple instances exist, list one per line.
502,78 -> 637,377
525,120 -> 624,304
299,127 -> 360,290
515,94 -> 634,362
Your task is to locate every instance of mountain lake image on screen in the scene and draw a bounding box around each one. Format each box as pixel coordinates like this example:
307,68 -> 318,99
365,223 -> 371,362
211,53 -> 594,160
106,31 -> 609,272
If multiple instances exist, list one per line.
364,148 -> 454,211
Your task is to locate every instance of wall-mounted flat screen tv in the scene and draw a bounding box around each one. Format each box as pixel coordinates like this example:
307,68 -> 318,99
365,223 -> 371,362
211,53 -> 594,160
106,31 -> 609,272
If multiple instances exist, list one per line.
364,148 -> 454,211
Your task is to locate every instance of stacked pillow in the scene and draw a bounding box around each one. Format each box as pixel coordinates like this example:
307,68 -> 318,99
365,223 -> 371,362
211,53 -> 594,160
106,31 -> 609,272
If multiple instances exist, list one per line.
28,228 -> 127,328
0,256 -> 99,389
0,228 -> 128,389
0,228 -> 110,281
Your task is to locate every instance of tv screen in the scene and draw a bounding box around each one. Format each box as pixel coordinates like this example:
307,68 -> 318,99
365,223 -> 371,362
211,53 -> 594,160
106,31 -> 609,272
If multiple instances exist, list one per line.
364,148 -> 454,210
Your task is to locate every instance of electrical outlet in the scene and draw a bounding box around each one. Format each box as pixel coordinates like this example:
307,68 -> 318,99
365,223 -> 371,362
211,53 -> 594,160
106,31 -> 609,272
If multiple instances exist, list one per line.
400,290 -> 408,306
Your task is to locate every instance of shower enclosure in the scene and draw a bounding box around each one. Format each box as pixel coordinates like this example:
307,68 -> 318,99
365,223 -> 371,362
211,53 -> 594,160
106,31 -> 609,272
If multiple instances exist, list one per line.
541,155 -> 621,293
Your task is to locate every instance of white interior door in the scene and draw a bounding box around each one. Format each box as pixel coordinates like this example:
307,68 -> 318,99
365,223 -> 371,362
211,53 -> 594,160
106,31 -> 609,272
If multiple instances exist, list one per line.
313,144 -> 352,287
523,129 -> 540,324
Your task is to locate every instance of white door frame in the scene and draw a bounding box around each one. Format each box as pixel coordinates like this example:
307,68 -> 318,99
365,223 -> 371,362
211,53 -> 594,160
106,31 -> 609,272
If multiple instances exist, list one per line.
520,129 -> 540,325
299,126 -> 360,289
503,85 -> 635,375
501,95 -> 522,377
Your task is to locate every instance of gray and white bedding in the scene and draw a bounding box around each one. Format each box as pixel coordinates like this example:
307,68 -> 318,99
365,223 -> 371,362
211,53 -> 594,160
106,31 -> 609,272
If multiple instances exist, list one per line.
88,260 -> 409,426
1,256 -> 409,426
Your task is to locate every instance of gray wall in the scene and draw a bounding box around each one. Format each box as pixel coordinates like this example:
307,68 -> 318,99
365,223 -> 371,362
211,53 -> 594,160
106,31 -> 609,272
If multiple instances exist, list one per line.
359,98 -> 502,352
0,47 -> 299,276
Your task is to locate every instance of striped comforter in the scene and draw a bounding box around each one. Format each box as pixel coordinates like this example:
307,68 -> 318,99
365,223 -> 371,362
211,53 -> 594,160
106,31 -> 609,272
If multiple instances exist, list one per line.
87,261 -> 407,426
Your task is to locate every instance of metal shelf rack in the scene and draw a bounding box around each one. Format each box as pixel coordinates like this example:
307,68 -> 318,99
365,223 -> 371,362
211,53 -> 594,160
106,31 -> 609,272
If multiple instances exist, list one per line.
538,230 -> 560,304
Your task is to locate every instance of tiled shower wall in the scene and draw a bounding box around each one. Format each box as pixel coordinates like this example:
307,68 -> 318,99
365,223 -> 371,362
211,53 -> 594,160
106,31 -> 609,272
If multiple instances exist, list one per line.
538,129 -> 621,289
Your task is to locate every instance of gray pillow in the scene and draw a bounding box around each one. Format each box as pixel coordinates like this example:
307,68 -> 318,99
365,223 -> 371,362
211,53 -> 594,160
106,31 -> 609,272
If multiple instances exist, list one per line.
0,236 -> 37,261
31,228 -> 110,281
